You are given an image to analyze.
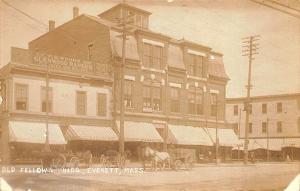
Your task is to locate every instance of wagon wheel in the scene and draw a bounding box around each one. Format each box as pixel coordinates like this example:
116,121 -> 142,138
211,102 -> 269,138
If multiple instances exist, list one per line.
174,159 -> 183,170
100,155 -> 107,167
117,154 -> 126,168
185,155 -> 194,170
52,154 -> 66,169
69,156 -> 80,168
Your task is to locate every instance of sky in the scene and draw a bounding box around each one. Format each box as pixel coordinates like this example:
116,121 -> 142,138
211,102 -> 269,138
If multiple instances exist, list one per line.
0,0 -> 299,98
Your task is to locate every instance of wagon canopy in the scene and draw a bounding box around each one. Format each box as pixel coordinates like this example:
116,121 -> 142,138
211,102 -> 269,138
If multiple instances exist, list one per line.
168,125 -> 213,146
116,121 -> 163,142
65,125 -> 118,141
9,121 -> 66,145
204,128 -> 240,147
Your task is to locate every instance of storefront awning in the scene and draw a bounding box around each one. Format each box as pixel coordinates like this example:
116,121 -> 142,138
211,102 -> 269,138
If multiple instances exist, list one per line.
117,121 -> 163,142
282,138 -> 300,148
9,121 -> 66,145
237,139 -> 284,151
65,125 -> 118,141
205,128 -> 240,147
168,125 -> 213,146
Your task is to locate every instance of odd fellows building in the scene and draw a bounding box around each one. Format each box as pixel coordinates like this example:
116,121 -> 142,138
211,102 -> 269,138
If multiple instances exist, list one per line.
0,3 -> 239,164
226,93 -> 300,161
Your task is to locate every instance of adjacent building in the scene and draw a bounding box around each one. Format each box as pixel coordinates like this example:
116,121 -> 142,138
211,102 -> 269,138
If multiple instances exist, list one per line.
226,93 -> 300,160
0,3 -> 238,163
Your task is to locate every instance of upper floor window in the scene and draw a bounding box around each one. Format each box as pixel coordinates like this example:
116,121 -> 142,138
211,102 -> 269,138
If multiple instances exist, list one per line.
0,80 -> 6,110
248,123 -> 253,133
277,102 -> 282,113
124,80 -> 133,108
262,103 -> 267,114
297,97 -> 300,110
97,93 -> 107,116
143,86 -> 161,111
187,54 -> 204,78
15,84 -> 28,111
188,88 -> 203,115
170,87 -> 180,113
76,91 -> 86,115
41,87 -> 52,113
262,122 -> 267,133
142,43 -> 163,70
277,121 -> 282,133
248,104 -> 252,114
87,43 -> 94,61
210,93 -> 217,116
233,105 -> 238,116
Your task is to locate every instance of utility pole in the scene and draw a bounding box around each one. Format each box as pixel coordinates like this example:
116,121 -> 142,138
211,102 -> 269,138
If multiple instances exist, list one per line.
266,117 -> 270,162
215,94 -> 219,165
44,61 -> 51,153
242,35 -> 260,165
117,9 -> 134,157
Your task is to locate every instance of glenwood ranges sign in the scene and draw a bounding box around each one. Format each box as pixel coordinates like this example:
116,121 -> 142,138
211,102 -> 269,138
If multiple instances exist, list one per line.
32,53 -> 96,74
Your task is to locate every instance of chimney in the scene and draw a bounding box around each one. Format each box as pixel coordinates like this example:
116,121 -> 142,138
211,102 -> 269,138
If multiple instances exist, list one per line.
73,7 -> 79,19
49,20 -> 55,31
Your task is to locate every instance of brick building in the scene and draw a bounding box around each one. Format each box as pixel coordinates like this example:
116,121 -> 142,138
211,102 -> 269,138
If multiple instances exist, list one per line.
0,3 -> 238,163
226,93 -> 300,161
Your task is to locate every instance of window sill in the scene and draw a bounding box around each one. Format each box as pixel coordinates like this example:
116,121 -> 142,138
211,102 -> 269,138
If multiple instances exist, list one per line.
187,75 -> 207,81
141,66 -> 165,74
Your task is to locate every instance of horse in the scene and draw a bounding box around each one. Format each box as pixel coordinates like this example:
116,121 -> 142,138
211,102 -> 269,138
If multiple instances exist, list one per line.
76,150 -> 93,168
144,146 -> 171,171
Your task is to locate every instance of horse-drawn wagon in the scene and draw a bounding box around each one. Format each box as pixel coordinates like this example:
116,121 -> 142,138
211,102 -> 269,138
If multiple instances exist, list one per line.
95,150 -> 125,168
143,146 -> 195,171
51,150 -> 92,168
169,148 -> 195,170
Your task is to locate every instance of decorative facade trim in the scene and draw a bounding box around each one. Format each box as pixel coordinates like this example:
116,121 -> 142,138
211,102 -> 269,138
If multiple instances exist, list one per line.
187,49 -> 206,57
142,38 -> 165,47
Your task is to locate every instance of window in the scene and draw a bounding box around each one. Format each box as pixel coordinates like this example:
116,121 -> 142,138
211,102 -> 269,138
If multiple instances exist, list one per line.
233,123 -> 239,135
135,14 -> 142,27
262,122 -> 267,133
297,97 -> 300,110
15,84 -> 28,111
249,104 -> 252,114
298,118 -> 300,133
142,43 -> 163,70
170,87 -> 180,113
0,80 -> 6,110
210,94 -> 217,116
188,89 -> 203,115
97,93 -> 107,116
124,80 -> 133,108
87,43 -> 93,60
277,102 -> 282,113
248,123 -> 252,133
277,121 -> 282,133
233,105 -> 238,116
262,103 -> 267,114
41,87 -> 52,113
143,86 -> 161,111
76,91 -> 86,115
187,54 -> 205,78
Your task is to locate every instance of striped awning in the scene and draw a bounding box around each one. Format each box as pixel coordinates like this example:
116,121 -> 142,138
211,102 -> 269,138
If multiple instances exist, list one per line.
9,121 -> 66,144
205,128 -> 240,147
117,121 -> 163,142
282,138 -> 300,148
236,139 -> 284,151
168,125 -> 213,146
65,125 -> 118,141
